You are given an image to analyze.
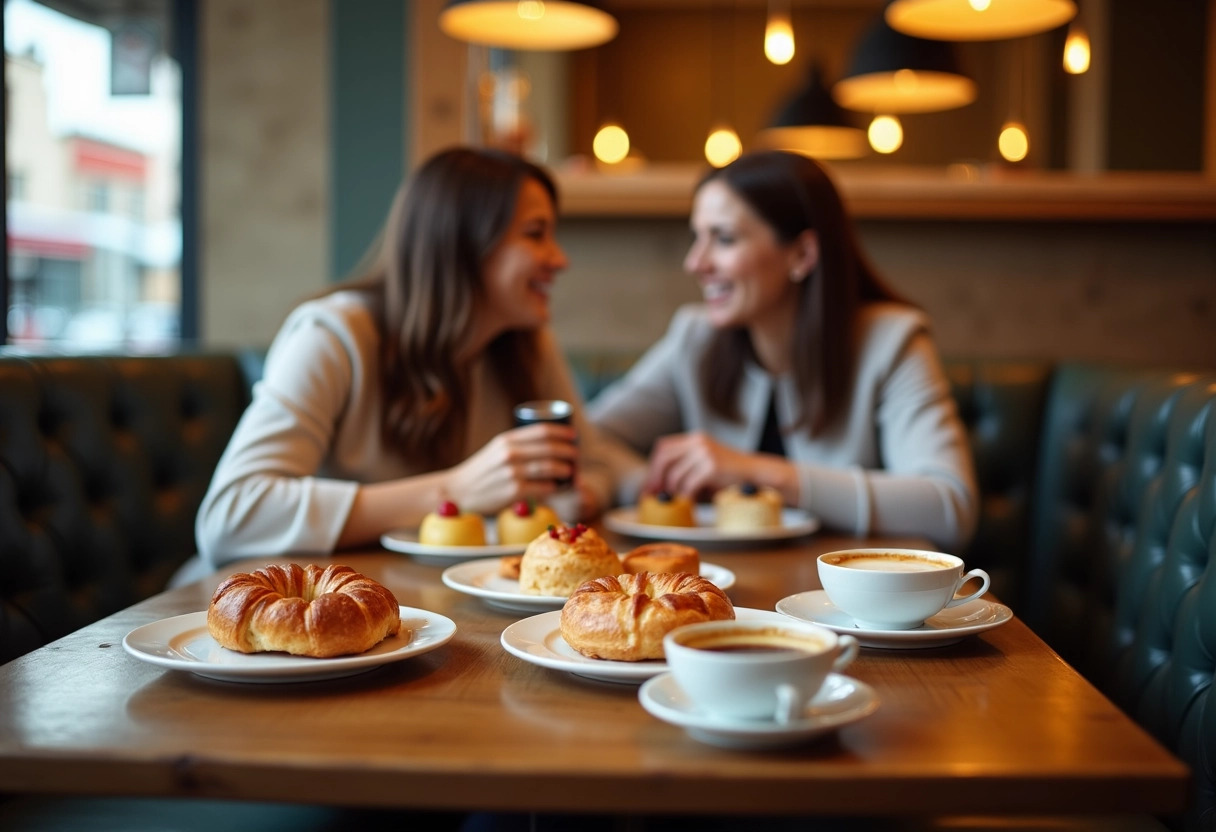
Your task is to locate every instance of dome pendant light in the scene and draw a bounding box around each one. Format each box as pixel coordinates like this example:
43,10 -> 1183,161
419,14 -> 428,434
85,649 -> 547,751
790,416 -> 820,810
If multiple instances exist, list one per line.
439,1 -> 618,51
885,0 -> 1077,42
758,63 -> 868,160
834,17 -> 976,115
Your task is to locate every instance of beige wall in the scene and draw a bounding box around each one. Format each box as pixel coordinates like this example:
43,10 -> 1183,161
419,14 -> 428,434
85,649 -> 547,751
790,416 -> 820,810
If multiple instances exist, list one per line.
200,0 -> 329,347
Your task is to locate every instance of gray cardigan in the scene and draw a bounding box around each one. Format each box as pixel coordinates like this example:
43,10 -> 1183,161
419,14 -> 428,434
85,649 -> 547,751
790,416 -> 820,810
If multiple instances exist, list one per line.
589,302 -> 978,551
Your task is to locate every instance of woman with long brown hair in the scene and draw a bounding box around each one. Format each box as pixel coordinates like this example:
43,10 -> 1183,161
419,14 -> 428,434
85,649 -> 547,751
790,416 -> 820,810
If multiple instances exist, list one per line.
590,150 -> 977,549
195,147 -> 613,568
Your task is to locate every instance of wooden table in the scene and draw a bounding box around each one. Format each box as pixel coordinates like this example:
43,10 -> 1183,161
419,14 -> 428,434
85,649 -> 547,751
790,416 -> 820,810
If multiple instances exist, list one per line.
0,532 -> 1190,818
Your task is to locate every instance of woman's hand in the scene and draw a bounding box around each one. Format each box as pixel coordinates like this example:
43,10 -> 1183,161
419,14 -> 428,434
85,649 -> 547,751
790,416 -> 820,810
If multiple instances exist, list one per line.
643,431 -> 799,504
444,423 -> 578,515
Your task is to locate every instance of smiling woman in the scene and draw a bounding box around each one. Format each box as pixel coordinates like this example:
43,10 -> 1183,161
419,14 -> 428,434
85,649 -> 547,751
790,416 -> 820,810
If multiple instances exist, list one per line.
188,146 -> 618,580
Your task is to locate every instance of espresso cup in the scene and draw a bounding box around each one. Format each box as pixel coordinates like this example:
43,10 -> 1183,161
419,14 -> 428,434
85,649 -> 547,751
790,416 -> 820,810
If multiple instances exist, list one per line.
513,400 -> 575,488
817,548 -> 991,630
663,620 -> 859,724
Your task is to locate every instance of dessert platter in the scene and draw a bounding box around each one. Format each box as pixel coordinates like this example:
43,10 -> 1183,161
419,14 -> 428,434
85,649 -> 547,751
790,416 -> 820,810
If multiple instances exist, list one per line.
123,605 -> 457,683
604,504 -> 819,544
499,607 -> 789,684
442,558 -> 736,614
775,589 -> 1013,649
637,671 -> 879,750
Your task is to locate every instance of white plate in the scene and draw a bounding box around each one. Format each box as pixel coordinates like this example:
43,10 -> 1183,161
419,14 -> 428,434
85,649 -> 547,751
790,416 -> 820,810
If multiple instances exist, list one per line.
381,518 -> 526,565
122,606 -> 457,683
499,607 -> 788,684
603,505 -> 819,544
442,558 -> 738,614
775,590 -> 1013,649
638,671 -> 879,750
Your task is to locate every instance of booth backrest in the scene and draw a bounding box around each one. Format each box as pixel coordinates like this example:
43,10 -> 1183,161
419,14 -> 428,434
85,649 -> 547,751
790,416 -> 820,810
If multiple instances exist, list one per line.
1027,365 -> 1216,832
0,354 -> 248,664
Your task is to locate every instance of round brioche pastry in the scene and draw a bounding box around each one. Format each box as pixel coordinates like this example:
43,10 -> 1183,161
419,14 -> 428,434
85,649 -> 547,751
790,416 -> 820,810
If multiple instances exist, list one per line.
419,500 -> 486,546
622,543 -> 700,577
518,524 -> 620,596
560,572 -> 735,661
207,563 -> 402,658
713,482 -> 783,530
637,491 -> 696,527
496,500 -> 561,546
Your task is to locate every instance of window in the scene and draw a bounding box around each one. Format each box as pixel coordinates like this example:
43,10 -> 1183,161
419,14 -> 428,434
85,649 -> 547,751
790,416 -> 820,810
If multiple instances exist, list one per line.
4,0 -> 190,352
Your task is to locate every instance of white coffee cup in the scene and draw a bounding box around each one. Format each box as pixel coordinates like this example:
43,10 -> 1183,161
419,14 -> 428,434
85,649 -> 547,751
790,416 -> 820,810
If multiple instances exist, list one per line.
663,620 -> 859,724
817,548 -> 991,630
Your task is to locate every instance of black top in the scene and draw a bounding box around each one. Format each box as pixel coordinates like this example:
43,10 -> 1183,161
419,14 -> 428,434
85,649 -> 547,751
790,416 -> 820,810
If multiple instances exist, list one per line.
757,391 -> 786,457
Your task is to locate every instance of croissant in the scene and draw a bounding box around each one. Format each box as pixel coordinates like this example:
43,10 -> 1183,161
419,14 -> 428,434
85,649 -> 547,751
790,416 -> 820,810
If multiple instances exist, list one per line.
207,564 -> 401,658
559,572 -> 735,662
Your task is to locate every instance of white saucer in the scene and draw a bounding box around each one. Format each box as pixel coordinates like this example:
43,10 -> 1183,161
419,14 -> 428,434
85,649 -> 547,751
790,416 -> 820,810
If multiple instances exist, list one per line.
122,606 -> 457,683
499,608 -> 789,684
603,506 -> 819,546
381,518 -> 526,566
775,590 -> 1013,649
638,672 -> 879,750
442,558 -> 738,614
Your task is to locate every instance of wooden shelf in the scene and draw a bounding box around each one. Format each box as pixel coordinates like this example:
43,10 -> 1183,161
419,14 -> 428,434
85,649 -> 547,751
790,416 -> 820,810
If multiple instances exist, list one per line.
555,163 -> 1216,222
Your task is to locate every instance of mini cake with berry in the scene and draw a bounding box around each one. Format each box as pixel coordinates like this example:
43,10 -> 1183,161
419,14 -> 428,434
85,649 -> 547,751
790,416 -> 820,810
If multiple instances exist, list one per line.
495,499 -> 561,546
418,500 -> 486,546
518,524 -> 620,596
637,491 -> 696,527
713,482 -> 783,530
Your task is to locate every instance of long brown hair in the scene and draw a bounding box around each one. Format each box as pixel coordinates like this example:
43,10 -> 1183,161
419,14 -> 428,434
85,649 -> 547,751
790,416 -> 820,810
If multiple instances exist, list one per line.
698,150 -> 909,435
327,147 -> 554,467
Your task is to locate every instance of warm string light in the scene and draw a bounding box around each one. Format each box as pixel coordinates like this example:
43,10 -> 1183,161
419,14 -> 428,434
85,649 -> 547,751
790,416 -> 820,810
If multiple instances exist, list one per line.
705,126 -> 743,167
998,122 -> 1029,162
764,4 -> 795,65
868,115 -> 903,154
1063,21 -> 1090,74
593,123 -> 630,164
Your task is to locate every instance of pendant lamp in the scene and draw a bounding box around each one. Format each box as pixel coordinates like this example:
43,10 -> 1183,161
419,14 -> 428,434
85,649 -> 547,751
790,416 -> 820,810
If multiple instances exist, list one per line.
833,17 -> 976,114
439,1 -> 618,51
757,64 -> 868,160
885,0 -> 1076,42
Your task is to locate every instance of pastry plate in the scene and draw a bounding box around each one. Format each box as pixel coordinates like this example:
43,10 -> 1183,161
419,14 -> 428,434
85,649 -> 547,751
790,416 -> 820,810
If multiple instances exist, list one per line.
603,505 -> 819,544
775,590 -> 1013,649
442,558 -> 737,614
381,519 -> 526,565
122,606 -> 457,683
638,671 -> 879,750
500,607 -> 787,684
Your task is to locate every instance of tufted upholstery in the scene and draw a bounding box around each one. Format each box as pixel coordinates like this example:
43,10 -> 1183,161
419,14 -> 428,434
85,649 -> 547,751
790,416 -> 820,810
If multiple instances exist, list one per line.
1027,366 -> 1216,831
0,354 -> 248,664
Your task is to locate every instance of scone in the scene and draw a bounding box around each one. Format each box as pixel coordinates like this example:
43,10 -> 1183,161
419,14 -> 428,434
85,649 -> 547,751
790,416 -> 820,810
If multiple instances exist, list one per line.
418,500 -> 486,546
713,483 -> 782,530
496,500 -> 560,546
622,543 -> 700,576
637,491 -> 696,527
518,524 -> 620,597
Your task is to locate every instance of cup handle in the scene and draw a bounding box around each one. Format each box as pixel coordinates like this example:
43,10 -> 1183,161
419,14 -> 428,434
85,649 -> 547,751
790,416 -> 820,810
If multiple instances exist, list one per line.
945,568 -> 991,608
831,634 -> 860,672
774,683 -> 802,725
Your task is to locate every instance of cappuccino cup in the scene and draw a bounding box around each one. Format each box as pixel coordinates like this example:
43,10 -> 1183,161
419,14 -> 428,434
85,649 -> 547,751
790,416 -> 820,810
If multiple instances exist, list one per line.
817,548 -> 991,630
664,620 -> 859,723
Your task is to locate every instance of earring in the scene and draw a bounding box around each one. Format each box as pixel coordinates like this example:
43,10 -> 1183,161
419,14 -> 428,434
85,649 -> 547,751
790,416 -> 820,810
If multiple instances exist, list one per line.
790,269 -> 805,283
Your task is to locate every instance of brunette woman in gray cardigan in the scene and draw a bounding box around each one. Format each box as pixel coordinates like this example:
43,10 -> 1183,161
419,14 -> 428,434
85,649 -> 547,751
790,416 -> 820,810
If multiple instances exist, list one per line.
589,151 -> 977,551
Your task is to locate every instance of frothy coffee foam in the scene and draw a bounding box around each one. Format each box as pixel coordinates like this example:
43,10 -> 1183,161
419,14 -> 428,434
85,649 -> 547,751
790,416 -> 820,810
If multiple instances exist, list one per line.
678,626 -> 826,653
827,553 -> 949,572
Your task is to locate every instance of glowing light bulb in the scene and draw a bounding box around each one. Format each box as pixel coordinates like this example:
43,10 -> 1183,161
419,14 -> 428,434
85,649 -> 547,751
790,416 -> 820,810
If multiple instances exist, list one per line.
868,115 -> 903,154
517,1 -> 545,20
998,122 -> 1029,162
593,124 -> 630,164
764,14 -> 795,65
705,127 -> 742,168
968,0 -> 991,10
1064,26 -> 1090,74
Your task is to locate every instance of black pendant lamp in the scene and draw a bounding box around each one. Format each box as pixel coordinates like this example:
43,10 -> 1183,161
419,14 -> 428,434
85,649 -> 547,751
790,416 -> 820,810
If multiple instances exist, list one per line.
757,63 -> 868,160
833,17 -> 976,114
439,1 -> 618,51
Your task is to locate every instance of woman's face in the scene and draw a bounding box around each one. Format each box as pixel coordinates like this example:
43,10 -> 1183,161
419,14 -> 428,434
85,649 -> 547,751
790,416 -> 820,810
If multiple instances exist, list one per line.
684,179 -> 805,331
478,177 -> 568,336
